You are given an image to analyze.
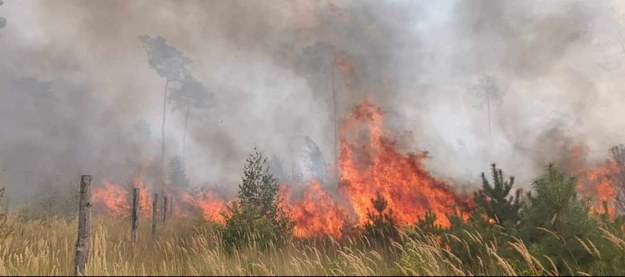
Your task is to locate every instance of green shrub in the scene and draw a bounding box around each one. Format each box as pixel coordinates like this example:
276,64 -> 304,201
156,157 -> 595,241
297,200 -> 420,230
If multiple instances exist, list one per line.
220,149 -> 293,251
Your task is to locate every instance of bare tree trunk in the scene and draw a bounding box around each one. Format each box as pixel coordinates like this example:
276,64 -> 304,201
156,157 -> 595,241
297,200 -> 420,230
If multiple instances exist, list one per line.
74,175 -> 92,276
162,196 -> 168,223
161,79 -> 170,180
131,188 -> 139,242
487,92 -> 492,160
330,49 -> 338,183
182,93 -> 191,163
169,197 -> 174,219
151,193 -> 159,238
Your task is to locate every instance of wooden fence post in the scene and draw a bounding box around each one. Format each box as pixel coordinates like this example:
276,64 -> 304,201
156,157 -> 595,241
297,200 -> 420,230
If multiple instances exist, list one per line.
162,196 -> 168,223
74,175 -> 92,276
151,193 -> 158,238
131,188 -> 139,242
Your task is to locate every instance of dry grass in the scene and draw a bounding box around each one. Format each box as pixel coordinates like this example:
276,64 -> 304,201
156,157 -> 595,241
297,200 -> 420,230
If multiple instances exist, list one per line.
0,214 -> 622,276
0,215 -> 401,276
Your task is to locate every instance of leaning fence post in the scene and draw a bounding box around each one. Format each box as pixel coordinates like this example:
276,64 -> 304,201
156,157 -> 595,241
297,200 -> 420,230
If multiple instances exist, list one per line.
74,175 -> 92,276
131,188 -> 139,242
151,193 -> 158,238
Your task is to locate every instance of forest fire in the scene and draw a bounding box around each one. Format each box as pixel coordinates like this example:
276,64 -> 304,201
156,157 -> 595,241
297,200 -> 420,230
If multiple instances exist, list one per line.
90,98 -> 625,237
337,99 -> 469,227
91,98 -> 472,237
281,180 -> 347,239
92,178 -> 129,217
92,175 -> 153,217
577,160 -> 619,218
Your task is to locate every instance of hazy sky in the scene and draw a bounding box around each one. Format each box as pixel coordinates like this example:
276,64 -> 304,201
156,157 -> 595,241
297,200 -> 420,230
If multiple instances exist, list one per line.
1,0 -> 625,200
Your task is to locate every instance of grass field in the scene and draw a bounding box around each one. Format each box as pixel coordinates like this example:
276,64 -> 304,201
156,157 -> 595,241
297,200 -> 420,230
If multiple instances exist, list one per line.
2,214 -> 624,276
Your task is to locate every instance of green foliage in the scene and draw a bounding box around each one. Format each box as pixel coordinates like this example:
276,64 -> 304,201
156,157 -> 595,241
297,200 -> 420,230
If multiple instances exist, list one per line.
220,149 -> 294,251
414,165 -> 523,271
519,164 -> 603,274
475,163 -> 523,229
414,209 -> 444,237
363,192 -> 400,244
168,156 -> 189,188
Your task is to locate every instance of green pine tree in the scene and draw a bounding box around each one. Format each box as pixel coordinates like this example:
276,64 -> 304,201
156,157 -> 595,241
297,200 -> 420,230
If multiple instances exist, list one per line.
474,163 -> 523,229
520,164 -> 600,274
363,192 -> 400,243
221,149 -> 294,251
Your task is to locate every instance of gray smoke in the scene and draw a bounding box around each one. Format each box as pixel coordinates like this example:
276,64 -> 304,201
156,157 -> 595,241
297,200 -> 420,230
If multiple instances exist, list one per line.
1,0 -> 624,204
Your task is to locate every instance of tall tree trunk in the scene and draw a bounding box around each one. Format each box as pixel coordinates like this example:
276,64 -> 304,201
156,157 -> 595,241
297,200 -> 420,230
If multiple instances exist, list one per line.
161,79 -> 170,170
330,49 -> 338,184
182,93 -> 191,164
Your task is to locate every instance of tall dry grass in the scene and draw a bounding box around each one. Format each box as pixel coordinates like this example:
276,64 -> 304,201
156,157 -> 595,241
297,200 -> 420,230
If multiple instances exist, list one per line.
0,214 -> 623,276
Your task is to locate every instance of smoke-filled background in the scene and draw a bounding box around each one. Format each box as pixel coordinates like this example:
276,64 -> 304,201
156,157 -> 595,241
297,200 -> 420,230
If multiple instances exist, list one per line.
1,0 -> 625,204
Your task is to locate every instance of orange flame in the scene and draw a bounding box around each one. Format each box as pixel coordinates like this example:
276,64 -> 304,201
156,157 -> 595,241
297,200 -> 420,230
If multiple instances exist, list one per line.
338,98 -> 469,227
92,176 -> 153,217
577,160 -> 618,218
92,178 -> 129,217
91,98 -> 472,237
191,191 -> 226,224
282,180 -> 347,239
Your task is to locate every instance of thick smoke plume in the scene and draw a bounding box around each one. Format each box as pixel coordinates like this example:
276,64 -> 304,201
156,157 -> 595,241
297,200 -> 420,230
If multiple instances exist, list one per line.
1,0 -> 625,203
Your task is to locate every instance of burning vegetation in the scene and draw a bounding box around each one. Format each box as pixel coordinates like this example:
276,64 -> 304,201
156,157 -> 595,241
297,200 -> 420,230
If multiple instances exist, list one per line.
90,98 -> 623,242
91,99 -> 475,238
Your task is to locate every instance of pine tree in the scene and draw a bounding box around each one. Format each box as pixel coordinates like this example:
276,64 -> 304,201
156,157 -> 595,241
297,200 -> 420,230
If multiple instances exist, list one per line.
363,192 -> 400,243
221,149 -> 293,251
167,73 -> 211,161
138,35 -> 191,170
520,164 -> 600,274
474,163 -> 523,228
